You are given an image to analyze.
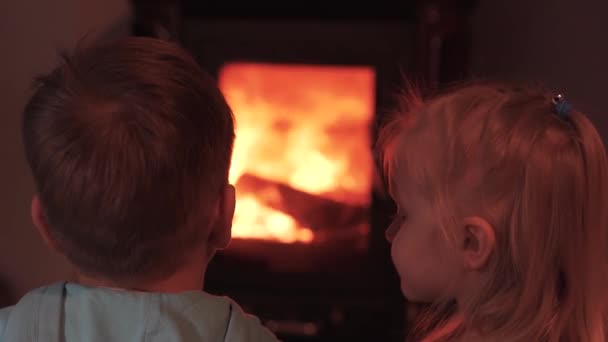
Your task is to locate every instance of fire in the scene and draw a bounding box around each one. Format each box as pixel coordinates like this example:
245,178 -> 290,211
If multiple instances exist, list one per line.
218,63 -> 375,244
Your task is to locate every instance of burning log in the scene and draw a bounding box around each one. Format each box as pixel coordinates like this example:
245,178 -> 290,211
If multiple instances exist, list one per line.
235,173 -> 369,236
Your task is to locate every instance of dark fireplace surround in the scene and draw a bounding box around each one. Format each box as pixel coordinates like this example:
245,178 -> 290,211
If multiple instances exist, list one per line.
131,2 -> 473,341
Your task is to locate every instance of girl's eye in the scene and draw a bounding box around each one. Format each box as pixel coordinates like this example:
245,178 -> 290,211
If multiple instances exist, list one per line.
398,208 -> 408,221
391,210 -> 407,224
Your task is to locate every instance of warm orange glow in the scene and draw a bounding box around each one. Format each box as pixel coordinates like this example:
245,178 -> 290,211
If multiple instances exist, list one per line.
219,63 -> 375,244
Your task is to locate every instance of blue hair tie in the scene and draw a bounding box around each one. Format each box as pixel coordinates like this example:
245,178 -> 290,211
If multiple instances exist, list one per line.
552,94 -> 572,119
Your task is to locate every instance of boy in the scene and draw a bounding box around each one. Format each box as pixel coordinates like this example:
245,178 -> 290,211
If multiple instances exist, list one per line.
0,36 -> 279,342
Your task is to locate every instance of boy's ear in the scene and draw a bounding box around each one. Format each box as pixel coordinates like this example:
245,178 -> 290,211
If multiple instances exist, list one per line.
31,195 -> 61,253
208,184 -> 235,250
461,216 -> 495,270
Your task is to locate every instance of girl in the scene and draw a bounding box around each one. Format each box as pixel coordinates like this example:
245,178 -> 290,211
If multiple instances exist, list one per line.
378,82 -> 608,341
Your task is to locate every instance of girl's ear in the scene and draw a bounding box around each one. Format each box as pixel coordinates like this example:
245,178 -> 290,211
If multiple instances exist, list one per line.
460,216 -> 496,270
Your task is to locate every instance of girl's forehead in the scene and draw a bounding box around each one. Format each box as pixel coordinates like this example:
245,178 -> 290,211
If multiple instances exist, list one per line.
384,121 -> 442,205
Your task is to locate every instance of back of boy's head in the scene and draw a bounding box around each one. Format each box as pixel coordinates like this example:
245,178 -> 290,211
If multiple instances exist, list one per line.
379,82 -> 608,341
22,37 -> 235,283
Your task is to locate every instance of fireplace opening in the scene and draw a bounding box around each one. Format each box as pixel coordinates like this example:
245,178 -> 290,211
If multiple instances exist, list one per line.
218,62 -> 376,273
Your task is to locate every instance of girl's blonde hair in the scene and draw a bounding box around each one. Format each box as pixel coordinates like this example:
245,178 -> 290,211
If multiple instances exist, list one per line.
378,82 -> 608,341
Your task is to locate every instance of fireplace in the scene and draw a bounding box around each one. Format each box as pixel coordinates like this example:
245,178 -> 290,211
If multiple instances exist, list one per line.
220,62 -> 375,272
132,2 -> 473,341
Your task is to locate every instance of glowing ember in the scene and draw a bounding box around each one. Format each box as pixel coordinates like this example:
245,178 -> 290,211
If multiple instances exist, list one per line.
233,195 -> 314,244
218,63 -> 375,244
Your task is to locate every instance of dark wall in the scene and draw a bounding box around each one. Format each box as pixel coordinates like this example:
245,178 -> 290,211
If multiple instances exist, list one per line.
471,0 -> 607,141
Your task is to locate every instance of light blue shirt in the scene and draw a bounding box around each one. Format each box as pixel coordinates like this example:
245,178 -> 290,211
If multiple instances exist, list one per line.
0,282 -> 280,342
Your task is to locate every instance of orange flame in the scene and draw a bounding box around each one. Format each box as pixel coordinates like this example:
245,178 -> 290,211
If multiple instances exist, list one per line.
218,63 -> 375,244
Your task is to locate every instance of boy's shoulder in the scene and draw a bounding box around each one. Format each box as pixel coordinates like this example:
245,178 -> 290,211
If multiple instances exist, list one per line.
0,305 -> 13,337
166,291 -> 280,342
64,283 -> 280,341
220,296 -> 280,342
0,282 -> 64,341
0,283 -> 280,342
